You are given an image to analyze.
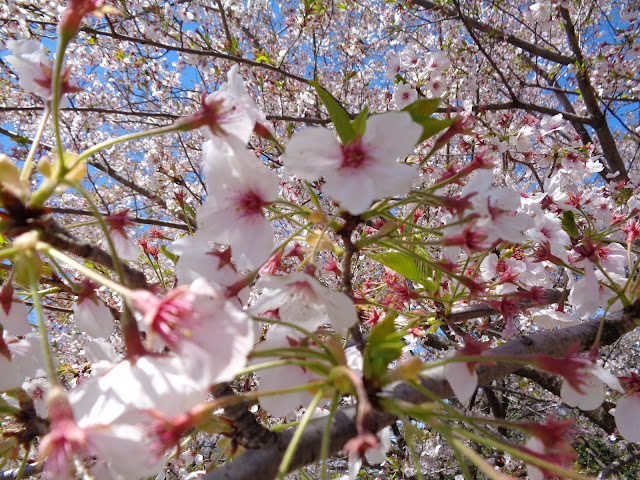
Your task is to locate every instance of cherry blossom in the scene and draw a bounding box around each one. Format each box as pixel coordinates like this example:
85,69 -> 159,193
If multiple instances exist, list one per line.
0,334 -> 49,392
443,335 -> 492,405
1,0 -> 639,478
5,39 -> 52,99
252,272 -> 357,336
393,83 -> 418,109
72,281 -> 113,339
560,366 -> 622,411
282,112 -> 422,214
0,287 -> 31,337
130,278 -> 255,386
176,65 -> 264,145
6,39 -> 82,102
105,210 -> 140,262
193,138 -> 279,270
252,324 -> 320,418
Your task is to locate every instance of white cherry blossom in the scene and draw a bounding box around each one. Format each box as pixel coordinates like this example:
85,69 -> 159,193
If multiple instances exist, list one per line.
252,272 -> 357,336
282,112 -> 421,214
196,138 -> 279,270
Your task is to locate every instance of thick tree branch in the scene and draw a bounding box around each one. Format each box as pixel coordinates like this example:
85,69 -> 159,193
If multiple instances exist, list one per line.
515,365 -> 616,434
411,0 -> 575,65
599,449 -> 640,479
558,7 -> 627,180
204,305 -> 639,480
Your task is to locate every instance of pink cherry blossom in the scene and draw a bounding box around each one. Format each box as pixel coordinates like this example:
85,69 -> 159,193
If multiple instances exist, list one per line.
252,272 -> 357,336
0,333 -> 49,392
168,237 -> 244,298
130,278 -> 254,386
6,39 -> 51,99
282,112 -> 421,214
613,394 -> 640,442
6,39 -> 82,102
424,75 -> 447,98
194,138 -> 279,270
176,65 -> 263,145
0,286 -> 31,337
253,324 -> 320,418
540,113 -> 565,136
384,54 -> 402,79
443,335 -> 492,405
72,281 -> 113,339
393,83 -> 417,109
37,386 -> 92,480
105,209 -> 140,262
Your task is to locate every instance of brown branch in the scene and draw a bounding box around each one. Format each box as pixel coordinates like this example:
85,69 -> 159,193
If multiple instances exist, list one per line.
520,54 -> 597,155
212,383 -> 277,450
46,207 -> 191,231
0,107 -> 331,126
558,7 -> 627,180
203,304 -> 639,480
78,26 -> 311,87
411,0 -> 575,65
515,365 -> 616,434
470,101 -> 595,125
39,216 -> 149,289
599,449 -> 640,479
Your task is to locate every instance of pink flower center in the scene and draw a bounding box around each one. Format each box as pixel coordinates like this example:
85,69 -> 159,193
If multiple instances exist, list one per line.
340,139 -> 368,169
234,190 -> 267,217
539,226 -> 552,239
288,280 -> 316,298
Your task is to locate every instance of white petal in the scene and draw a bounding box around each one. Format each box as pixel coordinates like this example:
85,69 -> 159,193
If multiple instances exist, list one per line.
73,298 -> 114,339
443,350 -> 478,405
0,299 -> 31,336
362,112 -> 421,162
282,128 -> 343,180
560,375 -> 605,411
613,394 -> 640,442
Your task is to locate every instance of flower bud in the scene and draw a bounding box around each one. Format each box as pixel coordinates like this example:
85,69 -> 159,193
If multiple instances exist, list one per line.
0,155 -> 27,199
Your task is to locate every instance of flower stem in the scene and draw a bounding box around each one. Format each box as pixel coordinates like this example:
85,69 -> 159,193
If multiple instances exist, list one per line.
27,256 -> 58,384
20,106 -> 50,183
37,242 -> 132,297
276,386 -> 327,480
75,123 -> 182,165
50,40 -> 67,166
321,391 -> 340,480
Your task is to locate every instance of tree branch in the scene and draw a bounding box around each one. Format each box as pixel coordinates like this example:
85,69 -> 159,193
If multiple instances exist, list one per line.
203,304 -> 639,480
411,0 -> 575,65
558,7 -> 627,180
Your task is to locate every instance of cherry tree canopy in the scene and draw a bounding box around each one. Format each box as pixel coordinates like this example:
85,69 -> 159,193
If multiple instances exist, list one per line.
0,0 -> 639,479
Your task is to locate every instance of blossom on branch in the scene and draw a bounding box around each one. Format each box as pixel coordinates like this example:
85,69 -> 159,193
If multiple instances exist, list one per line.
193,138 -> 279,270
282,112 -> 422,214
130,278 -> 255,387
176,65 -> 267,145
6,39 -> 82,102
252,272 -> 357,336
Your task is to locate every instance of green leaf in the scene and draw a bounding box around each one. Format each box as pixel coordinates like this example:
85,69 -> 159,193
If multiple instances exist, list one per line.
561,210 -> 580,239
352,106 -> 369,136
183,203 -> 197,221
413,116 -> 455,144
363,313 -> 405,382
308,80 -> 355,144
0,394 -> 20,416
161,245 -> 178,263
402,98 -> 454,144
403,98 -> 442,118
368,251 -> 431,287
305,181 -> 322,210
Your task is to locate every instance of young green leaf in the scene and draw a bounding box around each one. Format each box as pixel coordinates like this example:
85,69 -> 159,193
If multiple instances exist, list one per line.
308,80 -> 355,144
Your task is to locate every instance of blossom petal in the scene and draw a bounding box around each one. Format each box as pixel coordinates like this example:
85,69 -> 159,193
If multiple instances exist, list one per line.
282,128 -> 343,180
